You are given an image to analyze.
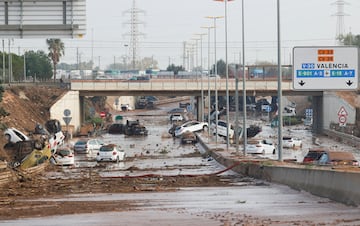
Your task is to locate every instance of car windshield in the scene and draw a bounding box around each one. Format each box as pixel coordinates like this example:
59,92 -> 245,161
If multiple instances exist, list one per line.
58,149 -> 71,156
305,151 -> 324,159
100,146 -> 114,152
75,140 -> 87,145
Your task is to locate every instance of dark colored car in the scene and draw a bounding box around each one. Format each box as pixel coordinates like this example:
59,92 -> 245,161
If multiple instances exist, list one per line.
179,102 -> 190,108
168,124 -> 179,137
45,119 -> 62,134
135,98 -> 148,109
145,96 -> 158,102
124,120 -> 148,136
302,148 -> 327,164
167,108 -> 187,114
108,123 -> 124,134
317,151 -> 359,166
181,131 -> 197,144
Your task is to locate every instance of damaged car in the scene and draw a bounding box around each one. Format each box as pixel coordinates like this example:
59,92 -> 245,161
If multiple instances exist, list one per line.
4,127 -> 30,143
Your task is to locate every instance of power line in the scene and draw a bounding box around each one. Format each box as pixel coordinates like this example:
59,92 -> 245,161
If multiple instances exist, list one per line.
123,0 -> 145,69
332,0 -> 350,43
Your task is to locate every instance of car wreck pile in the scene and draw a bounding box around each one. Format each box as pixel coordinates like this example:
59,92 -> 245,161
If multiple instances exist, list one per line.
3,119 -> 65,169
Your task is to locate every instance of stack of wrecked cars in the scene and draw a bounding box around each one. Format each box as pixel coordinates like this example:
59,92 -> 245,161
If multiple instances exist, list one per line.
3,119 -> 65,169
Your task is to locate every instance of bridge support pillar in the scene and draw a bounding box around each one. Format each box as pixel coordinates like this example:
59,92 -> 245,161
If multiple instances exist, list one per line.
79,96 -> 85,124
312,96 -> 323,134
196,96 -> 204,121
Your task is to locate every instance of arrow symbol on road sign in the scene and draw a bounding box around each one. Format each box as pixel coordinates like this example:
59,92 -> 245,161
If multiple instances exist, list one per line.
298,80 -> 305,86
346,80 -> 353,86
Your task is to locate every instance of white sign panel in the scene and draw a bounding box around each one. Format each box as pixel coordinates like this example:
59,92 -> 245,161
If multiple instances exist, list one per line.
293,46 -> 358,90
0,0 -> 86,38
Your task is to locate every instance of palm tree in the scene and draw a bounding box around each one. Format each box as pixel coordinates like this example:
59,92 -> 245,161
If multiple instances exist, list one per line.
46,39 -> 65,82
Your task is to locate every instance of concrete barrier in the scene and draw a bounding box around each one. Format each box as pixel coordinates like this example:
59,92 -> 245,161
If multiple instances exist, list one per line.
198,135 -> 360,206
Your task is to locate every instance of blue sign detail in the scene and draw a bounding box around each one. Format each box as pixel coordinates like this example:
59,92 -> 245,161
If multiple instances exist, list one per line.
301,63 -> 315,69
305,108 -> 313,117
330,70 -> 355,77
297,70 -> 324,78
187,105 -> 192,112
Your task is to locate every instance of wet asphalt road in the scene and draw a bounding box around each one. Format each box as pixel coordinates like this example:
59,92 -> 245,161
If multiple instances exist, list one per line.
3,103 -> 360,225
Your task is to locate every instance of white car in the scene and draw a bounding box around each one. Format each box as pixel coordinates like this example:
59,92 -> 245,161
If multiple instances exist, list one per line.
246,139 -> 276,155
4,127 -> 30,143
48,131 -> 65,152
211,120 -> 243,139
121,104 -> 133,111
96,144 -> 126,162
73,138 -> 105,154
282,136 -> 302,148
53,147 -> 75,166
170,114 -> 184,122
174,121 -> 208,137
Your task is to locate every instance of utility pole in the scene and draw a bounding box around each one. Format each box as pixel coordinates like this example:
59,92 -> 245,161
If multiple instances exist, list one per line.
76,47 -> 79,70
183,41 -> 187,68
2,39 -> 5,83
333,0 -> 348,44
8,39 -> 11,84
123,0 -> 145,70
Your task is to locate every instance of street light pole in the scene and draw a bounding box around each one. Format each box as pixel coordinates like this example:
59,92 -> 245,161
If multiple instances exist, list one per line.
23,50 -> 26,81
215,0 -> 234,149
191,37 -> 201,120
277,0 -> 283,161
206,16 -> 223,145
201,26 -> 214,138
124,44 -> 129,71
2,40 -> 5,83
195,33 -> 207,122
241,0 -> 247,155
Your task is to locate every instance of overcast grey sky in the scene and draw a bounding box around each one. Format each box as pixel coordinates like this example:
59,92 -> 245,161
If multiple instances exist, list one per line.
14,0 -> 360,70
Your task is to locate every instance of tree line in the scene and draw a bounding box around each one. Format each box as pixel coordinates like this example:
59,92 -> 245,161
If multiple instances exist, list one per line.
0,39 -> 64,83
0,34 -> 359,83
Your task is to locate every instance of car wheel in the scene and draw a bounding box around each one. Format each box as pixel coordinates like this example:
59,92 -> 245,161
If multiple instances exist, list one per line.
49,156 -> 56,165
272,149 -> 276,155
203,125 -> 208,131
11,161 -> 20,168
4,134 -> 11,142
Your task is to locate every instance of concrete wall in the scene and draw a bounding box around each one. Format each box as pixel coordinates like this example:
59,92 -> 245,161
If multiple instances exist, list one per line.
50,91 -> 80,134
198,138 -> 360,206
323,91 -> 356,129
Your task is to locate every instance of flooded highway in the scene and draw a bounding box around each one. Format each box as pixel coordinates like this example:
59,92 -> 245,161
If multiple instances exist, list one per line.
2,103 -> 360,225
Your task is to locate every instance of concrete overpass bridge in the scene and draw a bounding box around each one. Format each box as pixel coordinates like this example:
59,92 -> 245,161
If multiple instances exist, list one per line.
52,78 -> 323,135
70,79 -> 323,97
